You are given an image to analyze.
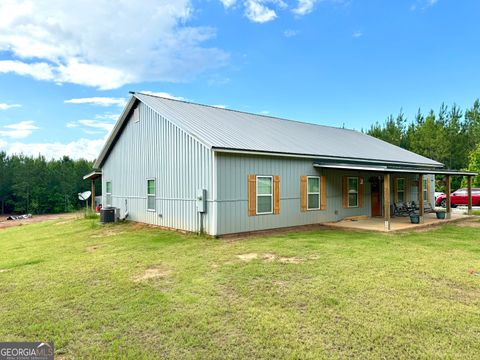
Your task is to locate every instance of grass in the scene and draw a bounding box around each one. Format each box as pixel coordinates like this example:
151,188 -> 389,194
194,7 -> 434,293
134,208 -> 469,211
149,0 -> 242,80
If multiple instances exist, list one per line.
1,218 -> 480,359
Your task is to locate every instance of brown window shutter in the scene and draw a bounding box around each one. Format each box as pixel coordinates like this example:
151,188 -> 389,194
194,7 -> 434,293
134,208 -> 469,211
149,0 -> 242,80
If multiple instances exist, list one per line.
320,175 -> 327,210
358,177 -> 364,208
393,176 -> 398,203
300,176 -> 307,212
343,176 -> 348,208
273,175 -> 280,214
248,174 -> 256,216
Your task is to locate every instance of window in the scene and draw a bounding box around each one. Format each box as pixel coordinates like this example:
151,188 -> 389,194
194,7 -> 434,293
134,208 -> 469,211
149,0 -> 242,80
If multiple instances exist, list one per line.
423,178 -> 428,201
348,177 -> 358,207
307,176 -> 320,210
147,179 -> 156,211
397,178 -> 405,202
105,181 -> 112,206
256,176 -> 273,214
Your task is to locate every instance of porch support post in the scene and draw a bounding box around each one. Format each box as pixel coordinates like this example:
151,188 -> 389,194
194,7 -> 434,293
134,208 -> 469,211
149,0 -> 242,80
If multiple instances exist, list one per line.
418,174 -> 424,223
445,175 -> 451,219
467,175 -> 473,215
384,173 -> 391,231
91,179 -> 96,212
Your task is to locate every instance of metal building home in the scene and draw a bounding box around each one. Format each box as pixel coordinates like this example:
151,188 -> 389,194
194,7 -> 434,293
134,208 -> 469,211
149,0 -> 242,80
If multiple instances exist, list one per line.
86,92 -> 475,235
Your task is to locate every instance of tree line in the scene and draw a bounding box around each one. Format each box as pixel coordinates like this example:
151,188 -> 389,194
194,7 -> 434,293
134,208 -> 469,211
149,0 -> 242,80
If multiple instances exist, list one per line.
0,153 -> 98,215
366,99 -> 480,190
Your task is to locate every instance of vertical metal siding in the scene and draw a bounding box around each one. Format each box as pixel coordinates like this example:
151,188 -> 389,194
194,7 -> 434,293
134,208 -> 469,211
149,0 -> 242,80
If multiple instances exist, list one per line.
215,153 -> 374,235
215,153 -> 436,235
102,102 -> 213,233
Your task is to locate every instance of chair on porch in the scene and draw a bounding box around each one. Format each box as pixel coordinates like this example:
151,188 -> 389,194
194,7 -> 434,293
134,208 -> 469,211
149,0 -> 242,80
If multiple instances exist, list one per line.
393,202 -> 414,217
411,200 -> 435,213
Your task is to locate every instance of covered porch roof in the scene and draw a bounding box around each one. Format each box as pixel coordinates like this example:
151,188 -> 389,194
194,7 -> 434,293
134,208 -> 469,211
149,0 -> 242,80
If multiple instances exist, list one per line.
313,162 -> 477,176
83,170 -> 102,181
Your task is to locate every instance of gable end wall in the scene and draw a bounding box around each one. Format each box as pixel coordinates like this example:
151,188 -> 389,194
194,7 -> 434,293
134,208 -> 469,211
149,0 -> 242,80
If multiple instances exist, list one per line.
102,102 -> 214,233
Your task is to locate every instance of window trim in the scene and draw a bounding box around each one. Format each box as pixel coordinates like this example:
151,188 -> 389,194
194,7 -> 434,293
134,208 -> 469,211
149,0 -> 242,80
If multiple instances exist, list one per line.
147,178 -> 156,212
105,181 -> 112,207
347,176 -> 359,208
396,177 -> 405,203
256,175 -> 273,215
307,176 -> 321,211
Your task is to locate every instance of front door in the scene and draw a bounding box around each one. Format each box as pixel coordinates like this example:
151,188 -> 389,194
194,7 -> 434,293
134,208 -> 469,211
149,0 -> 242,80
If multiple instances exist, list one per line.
370,176 -> 382,217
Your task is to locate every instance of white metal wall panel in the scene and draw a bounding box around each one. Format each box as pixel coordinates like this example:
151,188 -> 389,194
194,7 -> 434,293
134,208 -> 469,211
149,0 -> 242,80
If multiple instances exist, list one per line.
102,102 -> 213,233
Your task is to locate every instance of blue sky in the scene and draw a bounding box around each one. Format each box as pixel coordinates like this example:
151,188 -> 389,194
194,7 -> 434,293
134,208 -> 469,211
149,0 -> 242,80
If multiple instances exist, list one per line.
0,0 -> 479,159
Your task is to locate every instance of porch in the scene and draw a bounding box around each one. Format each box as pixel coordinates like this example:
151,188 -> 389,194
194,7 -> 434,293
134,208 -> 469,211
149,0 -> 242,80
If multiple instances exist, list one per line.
324,211 -> 470,232
314,162 -> 477,232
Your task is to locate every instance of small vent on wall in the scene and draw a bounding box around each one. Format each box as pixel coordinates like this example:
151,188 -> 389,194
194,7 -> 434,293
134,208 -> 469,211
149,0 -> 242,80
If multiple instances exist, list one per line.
133,107 -> 140,123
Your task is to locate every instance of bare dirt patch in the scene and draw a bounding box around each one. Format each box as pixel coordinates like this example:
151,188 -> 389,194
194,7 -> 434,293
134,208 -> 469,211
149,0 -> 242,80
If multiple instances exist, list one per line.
133,266 -> 172,282
457,219 -> 480,228
262,253 -> 276,262
278,256 -> 303,264
0,213 -> 78,230
0,269 -> 11,273
236,253 -> 305,264
237,253 -> 259,262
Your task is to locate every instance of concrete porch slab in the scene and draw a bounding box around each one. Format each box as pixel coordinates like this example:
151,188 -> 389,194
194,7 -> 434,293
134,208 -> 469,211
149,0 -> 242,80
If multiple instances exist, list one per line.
324,212 -> 472,232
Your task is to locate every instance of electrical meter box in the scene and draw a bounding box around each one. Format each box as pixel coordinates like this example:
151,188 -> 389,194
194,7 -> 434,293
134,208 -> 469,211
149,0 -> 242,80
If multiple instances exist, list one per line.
196,189 -> 207,213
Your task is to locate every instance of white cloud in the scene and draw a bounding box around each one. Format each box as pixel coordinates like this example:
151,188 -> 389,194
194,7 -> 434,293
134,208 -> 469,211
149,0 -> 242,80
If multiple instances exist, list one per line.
411,0 -> 439,11
66,118 -> 115,133
0,120 -> 38,139
220,0 -> 238,7
95,113 -> 121,121
284,29 -> 299,37
244,0 -> 277,22
0,0 -> 228,90
0,137 -> 106,160
139,91 -> 186,101
64,97 -> 127,107
0,60 -> 55,81
292,0 -> 316,15
212,104 -> 227,109
352,31 -> 363,38
0,103 -> 21,110
78,119 -> 115,133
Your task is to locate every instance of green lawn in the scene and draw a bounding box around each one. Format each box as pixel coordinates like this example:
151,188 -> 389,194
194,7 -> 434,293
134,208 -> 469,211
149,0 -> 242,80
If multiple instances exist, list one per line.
1,218 -> 480,359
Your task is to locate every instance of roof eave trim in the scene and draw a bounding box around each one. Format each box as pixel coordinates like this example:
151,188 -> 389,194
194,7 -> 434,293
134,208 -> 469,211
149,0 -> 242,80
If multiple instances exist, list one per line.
212,147 -> 443,168
94,95 -> 138,168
